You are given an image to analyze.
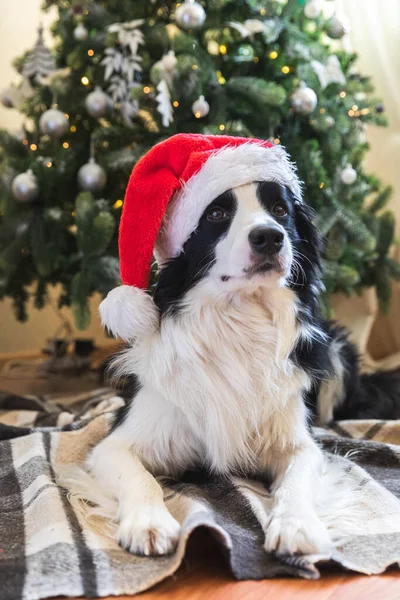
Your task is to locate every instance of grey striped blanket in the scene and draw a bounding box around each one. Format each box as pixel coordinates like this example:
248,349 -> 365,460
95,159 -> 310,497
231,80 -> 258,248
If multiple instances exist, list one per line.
1,388 -> 400,600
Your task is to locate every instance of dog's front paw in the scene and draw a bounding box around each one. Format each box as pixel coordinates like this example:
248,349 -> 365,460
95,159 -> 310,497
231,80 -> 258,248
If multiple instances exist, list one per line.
264,508 -> 331,556
117,506 -> 180,556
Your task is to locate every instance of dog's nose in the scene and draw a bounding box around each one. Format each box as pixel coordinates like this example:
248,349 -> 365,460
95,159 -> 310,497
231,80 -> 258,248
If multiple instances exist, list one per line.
248,226 -> 284,255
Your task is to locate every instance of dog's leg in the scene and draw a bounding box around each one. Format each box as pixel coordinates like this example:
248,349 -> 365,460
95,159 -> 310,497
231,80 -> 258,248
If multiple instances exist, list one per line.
87,430 -> 180,556
263,439 -> 331,555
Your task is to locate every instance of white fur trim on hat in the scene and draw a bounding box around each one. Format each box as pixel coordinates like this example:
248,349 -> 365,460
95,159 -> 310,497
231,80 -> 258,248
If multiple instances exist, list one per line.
156,142 -> 302,262
99,285 -> 159,341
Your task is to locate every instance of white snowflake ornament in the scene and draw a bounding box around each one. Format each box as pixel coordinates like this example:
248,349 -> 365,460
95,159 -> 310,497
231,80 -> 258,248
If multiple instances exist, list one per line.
311,55 -> 346,90
156,80 -> 173,127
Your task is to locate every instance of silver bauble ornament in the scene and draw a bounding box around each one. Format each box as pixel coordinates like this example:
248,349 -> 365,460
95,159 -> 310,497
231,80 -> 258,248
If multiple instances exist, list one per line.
175,0 -> 206,30
1,88 -> 14,108
340,164 -> 357,185
304,0 -> 321,19
192,95 -> 210,118
39,108 -> 69,138
11,169 -> 39,203
78,158 -> 107,192
85,86 -> 109,118
326,15 -> 349,39
291,82 -> 318,115
74,23 -> 88,41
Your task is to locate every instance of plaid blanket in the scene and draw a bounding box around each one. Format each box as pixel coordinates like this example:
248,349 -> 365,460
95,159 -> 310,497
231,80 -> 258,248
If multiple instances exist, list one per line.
1,389 -> 400,600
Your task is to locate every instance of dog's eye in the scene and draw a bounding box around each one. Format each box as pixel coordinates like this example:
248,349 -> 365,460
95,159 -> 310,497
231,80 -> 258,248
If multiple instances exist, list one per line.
273,203 -> 288,217
207,207 -> 228,221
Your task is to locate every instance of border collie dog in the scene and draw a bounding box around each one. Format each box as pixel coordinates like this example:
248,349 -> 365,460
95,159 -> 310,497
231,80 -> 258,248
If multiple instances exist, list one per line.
72,137 -> 400,559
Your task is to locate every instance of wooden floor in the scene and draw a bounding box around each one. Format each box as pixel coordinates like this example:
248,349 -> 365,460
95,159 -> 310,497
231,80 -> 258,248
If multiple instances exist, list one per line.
138,569 -> 399,600
114,531 -> 399,600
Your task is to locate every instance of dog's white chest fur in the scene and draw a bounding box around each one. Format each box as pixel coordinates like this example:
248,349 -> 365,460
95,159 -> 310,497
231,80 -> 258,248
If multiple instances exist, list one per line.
121,286 -> 311,476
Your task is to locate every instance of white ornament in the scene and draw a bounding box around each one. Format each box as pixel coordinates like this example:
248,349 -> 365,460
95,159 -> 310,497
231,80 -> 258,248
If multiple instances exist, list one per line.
39,108 -> 69,138
207,40 -> 219,55
78,158 -> 107,192
228,19 -> 266,38
74,23 -> 88,41
355,92 -> 366,102
85,86 -> 110,118
156,79 -> 173,127
176,0 -> 206,30
325,116 -> 335,128
102,20 -> 144,127
47,207 -> 63,221
311,55 -> 346,90
304,0 -> 321,19
152,51 -> 178,87
341,165 -> 357,185
192,95 -> 210,118
119,99 -> 139,127
162,50 -> 178,72
11,170 -> 39,203
291,82 -> 318,115
22,25 -> 56,82
107,19 -> 145,56
229,18 -> 282,42
38,67 -> 71,87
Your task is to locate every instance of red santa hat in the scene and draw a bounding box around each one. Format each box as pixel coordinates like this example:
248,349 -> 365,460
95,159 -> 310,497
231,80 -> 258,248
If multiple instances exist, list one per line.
100,133 -> 302,340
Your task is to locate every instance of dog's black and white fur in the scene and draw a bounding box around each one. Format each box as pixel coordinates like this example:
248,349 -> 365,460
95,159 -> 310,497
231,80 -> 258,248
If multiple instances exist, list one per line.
68,180 -> 400,558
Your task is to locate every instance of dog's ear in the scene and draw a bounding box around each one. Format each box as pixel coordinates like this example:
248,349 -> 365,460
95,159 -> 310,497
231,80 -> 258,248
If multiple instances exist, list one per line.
294,201 -> 324,270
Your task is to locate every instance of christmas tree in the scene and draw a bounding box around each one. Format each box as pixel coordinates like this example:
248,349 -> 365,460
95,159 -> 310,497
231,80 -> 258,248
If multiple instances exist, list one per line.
0,0 -> 399,329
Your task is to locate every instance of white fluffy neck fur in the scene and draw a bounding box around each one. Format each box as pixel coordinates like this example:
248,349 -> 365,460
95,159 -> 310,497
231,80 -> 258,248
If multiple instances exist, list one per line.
118,284 -> 312,477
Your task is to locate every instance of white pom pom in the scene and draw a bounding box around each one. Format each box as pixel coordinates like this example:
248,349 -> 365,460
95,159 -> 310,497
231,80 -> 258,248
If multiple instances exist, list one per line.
99,286 -> 159,341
